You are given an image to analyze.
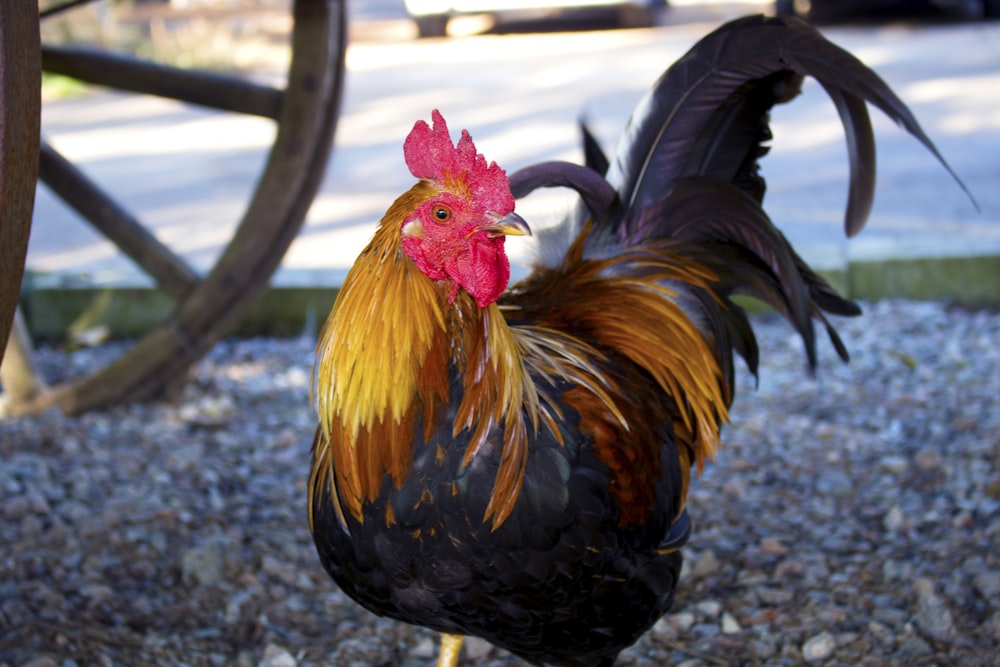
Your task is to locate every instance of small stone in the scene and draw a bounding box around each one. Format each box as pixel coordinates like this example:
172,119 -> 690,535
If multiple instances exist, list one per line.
690,622 -> 719,638
261,554 -> 298,585
690,550 -> 720,578
80,584 -> 114,610
694,599 -> 722,619
20,657 -> 59,667
913,578 -> 956,641
750,637 -> 778,660
720,612 -> 742,634
882,559 -> 912,581
721,480 -> 744,498
913,578 -> 935,598
757,587 -> 794,606
285,593 -> 310,613
178,396 -> 235,426
29,491 -> 51,514
462,636 -> 493,660
867,620 -> 894,644
651,617 -> 679,642
879,455 -> 909,475
982,612 -> 1000,641
883,505 -> 907,532
258,644 -> 296,667
759,538 -> 790,556
894,635 -> 933,659
666,611 -> 696,632
973,571 -> 1000,601
3,495 -> 32,520
225,590 -> 254,625
166,443 -> 206,472
676,660 -> 706,667
71,324 -> 110,348
772,558 -> 806,581
802,631 -> 836,662
873,606 -> 909,629
181,541 -> 224,587
815,470 -> 853,496
410,636 -> 437,659
19,514 -> 44,537
914,448 -> 942,472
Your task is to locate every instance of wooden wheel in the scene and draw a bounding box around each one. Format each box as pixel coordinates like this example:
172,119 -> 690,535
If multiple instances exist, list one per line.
3,0 -> 347,415
0,3 -> 41,368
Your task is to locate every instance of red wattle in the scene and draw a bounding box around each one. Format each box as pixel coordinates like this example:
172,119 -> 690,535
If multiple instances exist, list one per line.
446,237 -> 510,308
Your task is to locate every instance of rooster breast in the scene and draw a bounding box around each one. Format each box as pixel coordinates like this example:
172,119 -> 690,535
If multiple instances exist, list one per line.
311,350 -> 689,667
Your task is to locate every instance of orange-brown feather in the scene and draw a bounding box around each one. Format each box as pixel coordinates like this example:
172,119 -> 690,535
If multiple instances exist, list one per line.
507,238 -> 729,525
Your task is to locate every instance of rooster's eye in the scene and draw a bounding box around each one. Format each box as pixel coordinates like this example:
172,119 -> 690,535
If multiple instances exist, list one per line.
432,205 -> 452,222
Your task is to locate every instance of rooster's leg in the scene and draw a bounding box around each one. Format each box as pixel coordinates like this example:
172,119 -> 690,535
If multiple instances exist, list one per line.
437,633 -> 464,667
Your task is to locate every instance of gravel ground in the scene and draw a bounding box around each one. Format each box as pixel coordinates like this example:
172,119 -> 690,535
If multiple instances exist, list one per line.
1,299 -> 998,667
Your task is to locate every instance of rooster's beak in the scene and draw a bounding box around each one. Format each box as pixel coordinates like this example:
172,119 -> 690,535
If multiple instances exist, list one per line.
478,212 -> 531,238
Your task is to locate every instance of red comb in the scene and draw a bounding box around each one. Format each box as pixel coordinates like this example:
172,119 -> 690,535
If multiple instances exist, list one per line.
404,110 -> 515,215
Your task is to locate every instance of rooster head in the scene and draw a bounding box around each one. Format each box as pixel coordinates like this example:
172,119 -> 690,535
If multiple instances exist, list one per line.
400,110 -> 530,308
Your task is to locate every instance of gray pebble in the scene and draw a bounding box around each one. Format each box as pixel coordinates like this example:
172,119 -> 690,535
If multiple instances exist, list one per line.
258,645 -> 297,667
802,631 -> 836,662
181,541 -> 225,588
1,301 -> 996,666
913,578 -> 956,642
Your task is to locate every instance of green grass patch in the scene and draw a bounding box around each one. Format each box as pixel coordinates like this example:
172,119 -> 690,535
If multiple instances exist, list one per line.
41,72 -> 90,102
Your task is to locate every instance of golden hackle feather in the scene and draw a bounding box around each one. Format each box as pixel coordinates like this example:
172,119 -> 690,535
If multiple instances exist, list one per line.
312,183 -> 451,526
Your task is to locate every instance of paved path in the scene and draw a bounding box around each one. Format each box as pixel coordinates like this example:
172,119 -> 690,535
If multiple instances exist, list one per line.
27,2 -> 999,290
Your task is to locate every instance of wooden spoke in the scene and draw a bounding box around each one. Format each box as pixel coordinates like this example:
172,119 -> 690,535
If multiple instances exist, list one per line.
38,140 -> 199,300
0,2 -> 41,363
42,45 -> 284,119
39,0 -> 99,20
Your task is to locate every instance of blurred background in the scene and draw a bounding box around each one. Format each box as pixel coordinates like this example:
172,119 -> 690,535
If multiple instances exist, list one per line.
28,0 -> 999,321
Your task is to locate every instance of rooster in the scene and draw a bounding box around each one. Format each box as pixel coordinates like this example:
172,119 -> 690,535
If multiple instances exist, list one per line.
309,15 -> 959,667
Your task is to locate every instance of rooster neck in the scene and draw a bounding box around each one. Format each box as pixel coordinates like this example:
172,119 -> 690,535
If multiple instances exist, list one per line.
311,217 -> 535,529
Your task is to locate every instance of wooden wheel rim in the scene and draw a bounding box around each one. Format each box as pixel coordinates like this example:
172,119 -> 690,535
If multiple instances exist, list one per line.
0,3 -> 41,366
13,0 -> 347,414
